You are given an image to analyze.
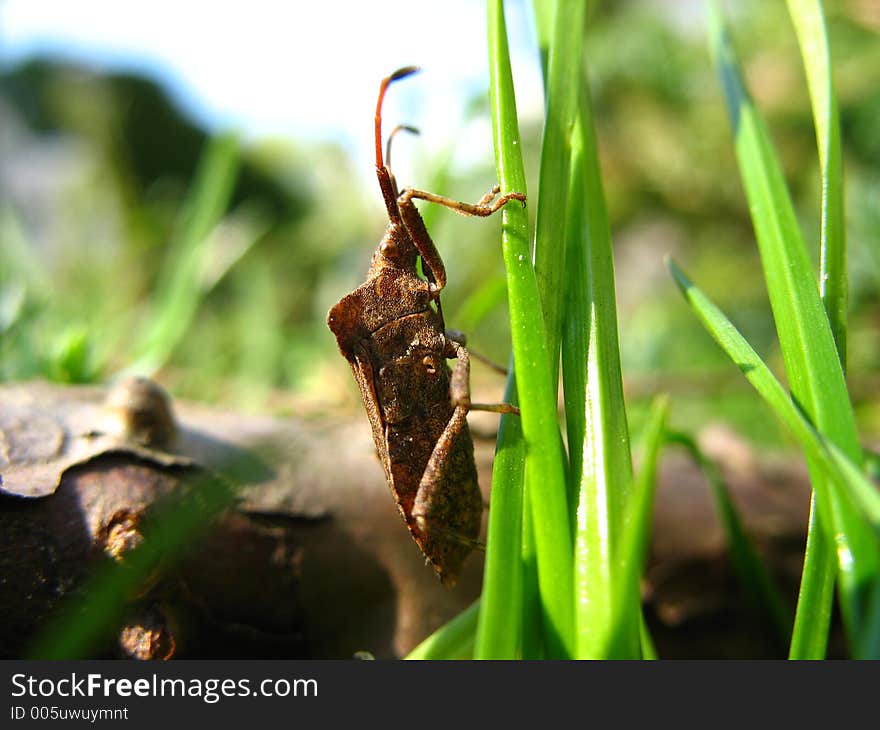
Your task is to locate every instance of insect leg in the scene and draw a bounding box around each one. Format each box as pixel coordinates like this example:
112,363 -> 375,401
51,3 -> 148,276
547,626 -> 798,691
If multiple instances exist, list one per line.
412,403 -> 469,529
399,187 -> 526,218
446,339 -> 519,416
397,193 -> 447,295
475,185 -> 502,206
396,186 -> 527,296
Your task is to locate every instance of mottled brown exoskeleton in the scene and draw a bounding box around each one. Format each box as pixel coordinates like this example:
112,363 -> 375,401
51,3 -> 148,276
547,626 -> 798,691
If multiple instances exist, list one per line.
326,67 -> 524,584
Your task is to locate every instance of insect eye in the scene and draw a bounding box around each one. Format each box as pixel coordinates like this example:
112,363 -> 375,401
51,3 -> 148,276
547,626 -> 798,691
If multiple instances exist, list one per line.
381,239 -> 399,259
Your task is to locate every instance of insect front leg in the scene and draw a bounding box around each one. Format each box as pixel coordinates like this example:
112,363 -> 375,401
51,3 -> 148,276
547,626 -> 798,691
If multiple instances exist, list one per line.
396,186 -> 527,297
399,186 -> 526,218
397,193 -> 447,295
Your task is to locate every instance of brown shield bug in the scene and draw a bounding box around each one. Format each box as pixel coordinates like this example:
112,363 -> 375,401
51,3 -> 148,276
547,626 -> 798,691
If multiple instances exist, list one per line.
327,67 -> 524,584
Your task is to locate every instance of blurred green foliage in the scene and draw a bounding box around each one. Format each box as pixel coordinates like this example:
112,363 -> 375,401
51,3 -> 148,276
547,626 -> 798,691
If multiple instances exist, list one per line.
1,0 -> 878,445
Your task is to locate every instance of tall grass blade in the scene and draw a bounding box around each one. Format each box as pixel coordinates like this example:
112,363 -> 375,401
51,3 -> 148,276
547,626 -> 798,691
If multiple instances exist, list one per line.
532,0 -> 586,376
563,81 -> 634,656
782,8 -> 848,651
670,259 -> 880,657
486,0 -> 574,658
406,601 -> 479,660
786,0 -> 847,366
708,6 -> 870,656
475,369 -> 525,659
606,395 -> 667,659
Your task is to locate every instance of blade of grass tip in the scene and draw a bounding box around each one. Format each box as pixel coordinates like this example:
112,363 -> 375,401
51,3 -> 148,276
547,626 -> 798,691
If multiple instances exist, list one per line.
606,395 -> 668,659
563,71 -> 636,657
487,0 -> 574,658
532,0 -> 586,381
667,431 -> 793,647
128,132 -> 240,375
786,0 -> 847,367
562,141 -> 613,656
406,600 -> 480,660
669,258 -> 880,656
708,6 -> 872,655
707,8 -> 857,456
669,261 -> 880,530
780,8 -> 852,651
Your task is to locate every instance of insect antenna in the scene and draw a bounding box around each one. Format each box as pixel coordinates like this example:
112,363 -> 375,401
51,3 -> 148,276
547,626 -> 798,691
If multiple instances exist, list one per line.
385,124 -> 420,182
375,66 -> 420,222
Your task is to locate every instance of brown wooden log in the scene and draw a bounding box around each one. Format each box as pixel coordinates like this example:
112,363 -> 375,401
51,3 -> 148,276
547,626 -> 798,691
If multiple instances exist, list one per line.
0,378 -> 488,659
0,379 -> 828,658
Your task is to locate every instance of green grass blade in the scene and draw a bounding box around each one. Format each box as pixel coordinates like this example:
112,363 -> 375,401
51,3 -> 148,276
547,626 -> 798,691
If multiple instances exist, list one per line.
128,132 -> 240,375
667,431 -> 793,646
532,0 -> 586,377
670,259 -> 880,656
669,260 -> 880,528
563,82 -> 635,657
790,495 -> 835,658
786,0 -> 847,366
475,370 -> 524,659
776,7 -> 851,650
486,0 -> 574,659
606,395 -> 668,659
784,14 -> 860,648
639,613 -> 658,660
563,119 -> 610,658
708,7 -> 871,654
707,11 -> 856,455
519,500 -> 544,659
406,600 -> 479,660
478,0 -> 528,662
531,0 -> 553,73
521,0 -> 556,661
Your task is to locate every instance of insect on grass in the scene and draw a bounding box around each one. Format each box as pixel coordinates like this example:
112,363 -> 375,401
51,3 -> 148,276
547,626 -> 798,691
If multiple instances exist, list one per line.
327,66 -> 525,584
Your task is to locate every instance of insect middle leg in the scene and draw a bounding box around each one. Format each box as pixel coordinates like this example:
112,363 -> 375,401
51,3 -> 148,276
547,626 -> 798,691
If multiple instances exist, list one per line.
445,336 -> 519,416
411,339 -> 518,535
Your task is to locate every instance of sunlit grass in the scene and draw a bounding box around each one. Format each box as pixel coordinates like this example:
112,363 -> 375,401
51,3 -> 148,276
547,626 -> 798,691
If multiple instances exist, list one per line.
412,0 -> 878,661
669,0 -> 877,659
413,0 -> 650,660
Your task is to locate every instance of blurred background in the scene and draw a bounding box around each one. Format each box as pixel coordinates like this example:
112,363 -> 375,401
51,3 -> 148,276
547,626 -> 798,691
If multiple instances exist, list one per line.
1,0 -> 879,449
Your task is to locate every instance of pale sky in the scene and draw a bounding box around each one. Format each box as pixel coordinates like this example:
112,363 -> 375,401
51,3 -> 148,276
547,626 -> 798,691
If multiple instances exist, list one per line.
0,0 -> 545,179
